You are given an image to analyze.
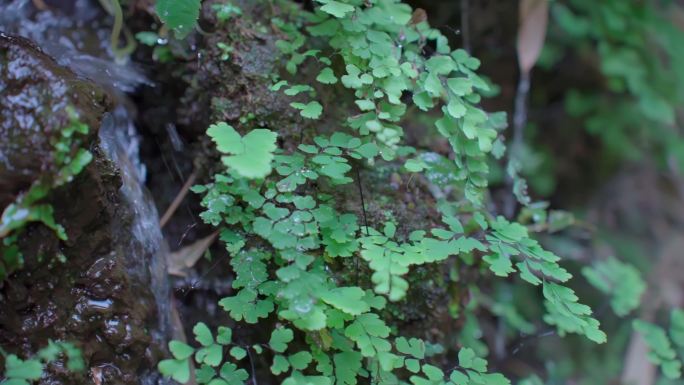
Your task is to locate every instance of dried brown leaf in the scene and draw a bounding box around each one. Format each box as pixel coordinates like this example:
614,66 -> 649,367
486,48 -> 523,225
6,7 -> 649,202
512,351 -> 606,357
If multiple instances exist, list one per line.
517,0 -> 549,74
167,231 -> 218,276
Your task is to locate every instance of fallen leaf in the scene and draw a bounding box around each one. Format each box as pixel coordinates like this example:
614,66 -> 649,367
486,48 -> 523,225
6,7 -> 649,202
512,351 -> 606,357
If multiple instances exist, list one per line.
517,0 -> 549,74
408,8 -> 427,26
167,231 -> 219,276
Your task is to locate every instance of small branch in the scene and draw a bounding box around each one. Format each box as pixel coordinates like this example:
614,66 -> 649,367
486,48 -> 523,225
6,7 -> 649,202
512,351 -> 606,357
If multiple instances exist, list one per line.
246,346 -> 258,385
460,0 -> 471,53
355,168 -> 370,236
503,71 -> 531,218
511,329 -> 556,355
512,71 -> 531,152
160,170 -> 198,228
355,167 -> 370,286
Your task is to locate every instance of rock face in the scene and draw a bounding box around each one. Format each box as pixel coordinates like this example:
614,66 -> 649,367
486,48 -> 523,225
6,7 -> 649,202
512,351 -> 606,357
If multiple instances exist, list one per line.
0,33 -> 107,208
0,34 -> 169,384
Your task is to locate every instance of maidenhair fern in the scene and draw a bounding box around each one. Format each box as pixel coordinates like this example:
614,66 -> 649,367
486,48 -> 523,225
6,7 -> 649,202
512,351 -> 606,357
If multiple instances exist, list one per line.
155,0 -> 201,39
582,257 -> 646,316
158,0 -> 607,384
207,123 -> 279,179
0,341 -> 84,385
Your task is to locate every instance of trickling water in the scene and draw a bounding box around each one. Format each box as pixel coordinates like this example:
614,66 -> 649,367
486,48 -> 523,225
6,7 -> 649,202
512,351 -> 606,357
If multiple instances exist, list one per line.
0,0 -> 150,92
99,106 -> 172,342
100,106 -> 173,385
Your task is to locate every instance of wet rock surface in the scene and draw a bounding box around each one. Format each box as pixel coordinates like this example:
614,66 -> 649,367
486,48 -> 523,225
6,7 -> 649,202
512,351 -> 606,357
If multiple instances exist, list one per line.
0,33 -> 108,208
0,33 -> 168,384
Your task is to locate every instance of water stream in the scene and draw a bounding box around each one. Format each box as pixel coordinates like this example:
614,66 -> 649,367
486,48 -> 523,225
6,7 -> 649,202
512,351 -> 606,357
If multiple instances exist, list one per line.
99,105 -> 172,350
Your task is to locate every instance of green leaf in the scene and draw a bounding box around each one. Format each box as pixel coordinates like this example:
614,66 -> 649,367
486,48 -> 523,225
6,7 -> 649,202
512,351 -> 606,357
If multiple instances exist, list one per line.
447,78 -> 473,96
360,241 -> 411,301
446,99 -> 466,118
196,343 -> 223,367
582,257 -> 645,316
404,159 -> 426,172
196,365 -> 217,383
291,101 -> 323,119
483,251 -> 514,277
320,287 -> 370,315
317,158 -> 352,182
334,351 -> 362,385
281,306 -> 328,331
231,250 -> 270,290
217,326 -> 233,345
269,327 -> 294,353
3,379 -> 31,385
424,73 -> 444,97
450,371 -> 469,385
156,0 -> 201,39
377,351 -> 403,371
219,289 -> 274,323
271,354 -> 290,375
5,356 -> 43,380
219,362 -> 249,385
542,283 -> 606,343
207,122 -> 278,178
405,358 -> 420,373
354,143 -> 379,159
413,91 -> 434,111
169,340 -> 195,360
426,55 -> 456,75
317,67 -> 338,84
158,358 -> 191,383
634,319 -> 682,379
293,196 -> 316,210
671,309 -> 684,347
396,337 -> 425,359
490,216 -> 528,241
355,99 -> 375,111
421,364 -> 443,381
319,1 -> 355,18
194,322 -> 214,346
341,65 -> 372,89
272,80 -> 289,91
285,85 -> 314,96
344,313 -> 391,356
458,348 -> 476,369
289,351 -> 313,370
230,346 -> 247,360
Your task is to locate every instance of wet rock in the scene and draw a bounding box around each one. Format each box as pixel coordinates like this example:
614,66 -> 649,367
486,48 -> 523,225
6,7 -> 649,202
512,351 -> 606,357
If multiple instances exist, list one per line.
0,34 -> 168,384
0,33 -> 108,208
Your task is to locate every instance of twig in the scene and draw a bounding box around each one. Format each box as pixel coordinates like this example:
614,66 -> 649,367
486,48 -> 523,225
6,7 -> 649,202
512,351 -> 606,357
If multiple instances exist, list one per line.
179,251 -> 232,300
246,346 -> 258,385
355,167 -> 370,286
460,0 -> 471,53
160,170 -> 198,228
503,71 -> 531,218
512,71 -> 531,153
356,168 -> 370,236
511,329 -> 555,355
